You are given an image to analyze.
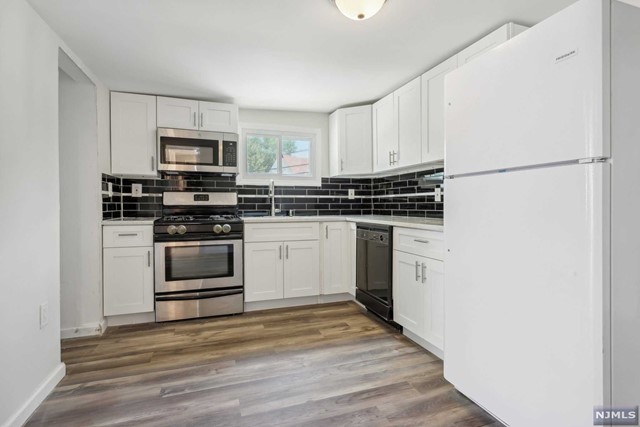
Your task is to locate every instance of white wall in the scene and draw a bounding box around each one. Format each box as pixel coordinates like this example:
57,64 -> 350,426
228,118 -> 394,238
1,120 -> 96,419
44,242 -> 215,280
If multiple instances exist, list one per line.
239,108 -> 330,177
58,68 -> 103,339
0,1 -> 108,425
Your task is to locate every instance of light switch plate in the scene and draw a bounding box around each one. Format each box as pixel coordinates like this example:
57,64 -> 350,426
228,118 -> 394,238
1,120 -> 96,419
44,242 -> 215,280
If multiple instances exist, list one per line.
348,189 -> 355,200
39,303 -> 48,329
132,183 -> 142,198
107,182 -> 113,197
435,187 -> 442,202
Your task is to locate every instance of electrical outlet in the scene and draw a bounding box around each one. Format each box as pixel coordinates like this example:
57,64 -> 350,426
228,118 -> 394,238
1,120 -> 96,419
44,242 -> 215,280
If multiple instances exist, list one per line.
435,187 -> 442,202
348,189 -> 355,200
132,183 -> 142,198
39,303 -> 48,329
107,182 -> 113,197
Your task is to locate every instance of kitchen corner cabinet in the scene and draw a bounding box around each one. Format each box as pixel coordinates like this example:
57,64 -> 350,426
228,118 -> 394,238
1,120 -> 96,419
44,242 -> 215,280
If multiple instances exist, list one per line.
329,105 -> 373,176
372,93 -> 397,172
103,225 -> 154,316
321,222 -> 351,294
110,92 -> 157,177
157,96 -> 238,133
393,227 -> 445,352
457,22 -> 528,66
244,222 -> 320,302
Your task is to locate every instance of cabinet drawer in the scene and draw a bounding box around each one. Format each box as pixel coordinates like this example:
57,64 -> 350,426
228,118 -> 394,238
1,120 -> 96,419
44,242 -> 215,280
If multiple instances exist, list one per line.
393,227 -> 444,260
103,225 -> 153,248
245,222 -> 320,243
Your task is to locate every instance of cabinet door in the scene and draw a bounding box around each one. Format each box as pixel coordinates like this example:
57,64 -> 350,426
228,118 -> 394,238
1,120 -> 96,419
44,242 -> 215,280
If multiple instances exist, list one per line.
199,101 -> 238,133
340,105 -> 373,175
244,242 -> 284,302
103,247 -> 154,316
457,23 -> 527,67
321,223 -> 350,295
423,258 -> 445,350
394,77 -> 422,168
372,93 -> 396,172
421,55 -> 458,164
392,250 -> 424,335
110,92 -> 157,176
157,96 -> 199,130
284,240 -> 320,298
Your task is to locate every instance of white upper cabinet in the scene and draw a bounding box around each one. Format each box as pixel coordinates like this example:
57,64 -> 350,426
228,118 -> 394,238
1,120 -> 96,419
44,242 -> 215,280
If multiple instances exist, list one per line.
457,23 -> 528,66
157,96 -> 199,130
329,105 -> 373,176
199,101 -> 238,133
372,93 -> 397,172
110,92 -> 157,177
421,55 -> 458,164
157,96 -> 238,133
394,77 -> 422,168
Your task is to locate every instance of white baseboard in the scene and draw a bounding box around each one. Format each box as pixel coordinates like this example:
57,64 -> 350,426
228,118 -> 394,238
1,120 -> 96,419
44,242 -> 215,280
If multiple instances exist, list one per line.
403,329 -> 444,360
60,319 -> 105,339
245,293 -> 354,312
105,312 -> 155,327
2,362 -> 65,427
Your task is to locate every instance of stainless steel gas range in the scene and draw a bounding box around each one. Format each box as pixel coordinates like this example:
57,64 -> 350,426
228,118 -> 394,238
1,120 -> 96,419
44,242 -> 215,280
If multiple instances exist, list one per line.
153,191 -> 243,322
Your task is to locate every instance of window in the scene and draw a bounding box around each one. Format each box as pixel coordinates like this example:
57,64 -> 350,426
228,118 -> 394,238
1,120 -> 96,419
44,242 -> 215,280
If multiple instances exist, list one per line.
238,124 -> 321,186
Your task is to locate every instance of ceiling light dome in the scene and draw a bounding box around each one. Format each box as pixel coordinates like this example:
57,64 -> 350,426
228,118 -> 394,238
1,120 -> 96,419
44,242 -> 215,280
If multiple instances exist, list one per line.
333,0 -> 387,21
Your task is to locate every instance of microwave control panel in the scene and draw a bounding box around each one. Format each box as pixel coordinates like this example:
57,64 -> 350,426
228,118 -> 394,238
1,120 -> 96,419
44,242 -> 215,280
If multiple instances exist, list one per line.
223,141 -> 237,167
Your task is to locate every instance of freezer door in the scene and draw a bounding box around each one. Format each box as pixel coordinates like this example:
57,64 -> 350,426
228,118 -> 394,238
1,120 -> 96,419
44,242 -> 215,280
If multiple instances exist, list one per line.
444,163 -> 608,427
445,0 -> 609,177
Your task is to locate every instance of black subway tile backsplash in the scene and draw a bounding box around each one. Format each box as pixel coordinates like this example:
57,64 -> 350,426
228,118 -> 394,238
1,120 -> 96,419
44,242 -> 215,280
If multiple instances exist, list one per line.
101,166 -> 444,220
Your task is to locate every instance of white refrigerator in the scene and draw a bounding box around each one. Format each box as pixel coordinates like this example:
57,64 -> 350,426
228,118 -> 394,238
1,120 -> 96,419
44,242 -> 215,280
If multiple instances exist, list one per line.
444,0 -> 640,426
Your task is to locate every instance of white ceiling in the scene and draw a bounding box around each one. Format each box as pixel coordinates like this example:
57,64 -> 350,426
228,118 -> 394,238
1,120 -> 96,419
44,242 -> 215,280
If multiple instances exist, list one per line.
29,0 -> 577,112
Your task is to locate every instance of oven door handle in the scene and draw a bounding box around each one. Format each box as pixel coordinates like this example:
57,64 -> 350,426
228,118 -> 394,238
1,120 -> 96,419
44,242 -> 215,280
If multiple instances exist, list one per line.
155,289 -> 243,301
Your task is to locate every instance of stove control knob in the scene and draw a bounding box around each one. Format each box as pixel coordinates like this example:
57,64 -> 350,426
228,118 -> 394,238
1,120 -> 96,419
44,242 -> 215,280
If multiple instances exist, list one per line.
222,224 -> 231,234
167,225 -> 177,235
177,225 -> 187,235
213,224 -> 223,234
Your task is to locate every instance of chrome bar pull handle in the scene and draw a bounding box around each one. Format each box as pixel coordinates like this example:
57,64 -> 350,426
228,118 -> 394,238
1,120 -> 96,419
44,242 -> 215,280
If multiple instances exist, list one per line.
193,112 -> 197,127
279,245 -> 282,260
117,233 -> 137,237
200,112 -> 204,128
147,251 -> 151,267
422,262 -> 427,284
414,239 -> 430,244
415,261 -> 421,281
388,151 -> 392,165
325,225 -> 329,239
151,156 -> 155,171
286,245 -> 289,259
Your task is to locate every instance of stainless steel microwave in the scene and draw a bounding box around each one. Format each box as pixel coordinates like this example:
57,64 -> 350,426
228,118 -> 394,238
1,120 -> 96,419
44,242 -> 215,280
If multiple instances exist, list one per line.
157,128 -> 238,174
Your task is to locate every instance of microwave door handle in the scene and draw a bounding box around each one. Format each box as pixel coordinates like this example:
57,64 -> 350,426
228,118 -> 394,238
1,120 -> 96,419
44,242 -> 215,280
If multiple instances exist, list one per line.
219,140 -> 224,166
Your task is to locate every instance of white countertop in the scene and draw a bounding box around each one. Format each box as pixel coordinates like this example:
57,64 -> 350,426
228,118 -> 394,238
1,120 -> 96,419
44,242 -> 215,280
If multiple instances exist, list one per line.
241,215 -> 444,232
102,217 -> 157,225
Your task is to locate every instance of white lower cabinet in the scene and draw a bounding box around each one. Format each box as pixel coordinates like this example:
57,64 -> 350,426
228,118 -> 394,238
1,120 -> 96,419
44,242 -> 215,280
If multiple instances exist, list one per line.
244,241 -> 284,302
321,222 -> 351,295
283,240 -> 320,298
103,246 -> 154,316
393,227 -> 444,354
244,224 -> 321,302
103,224 -> 154,316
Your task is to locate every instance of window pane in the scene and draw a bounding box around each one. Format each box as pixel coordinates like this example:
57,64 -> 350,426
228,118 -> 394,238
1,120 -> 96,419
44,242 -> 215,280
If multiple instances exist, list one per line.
246,135 -> 278,175
281,136 -> 311,176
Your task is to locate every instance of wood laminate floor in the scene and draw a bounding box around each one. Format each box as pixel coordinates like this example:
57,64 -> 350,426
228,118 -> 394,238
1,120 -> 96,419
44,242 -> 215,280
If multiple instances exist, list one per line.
26,302 -> 498,427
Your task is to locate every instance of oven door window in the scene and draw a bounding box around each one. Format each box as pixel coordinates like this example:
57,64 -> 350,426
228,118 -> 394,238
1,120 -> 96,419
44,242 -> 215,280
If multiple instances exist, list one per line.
165,244 -> 233,281
160,137 -> 219,166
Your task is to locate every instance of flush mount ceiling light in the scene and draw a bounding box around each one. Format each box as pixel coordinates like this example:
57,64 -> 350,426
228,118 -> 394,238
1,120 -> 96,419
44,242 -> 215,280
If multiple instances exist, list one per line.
332,0 -> 387,21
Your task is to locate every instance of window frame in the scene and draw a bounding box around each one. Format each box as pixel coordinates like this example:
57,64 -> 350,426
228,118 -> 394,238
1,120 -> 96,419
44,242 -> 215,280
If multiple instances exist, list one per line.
237,123 -> 321,187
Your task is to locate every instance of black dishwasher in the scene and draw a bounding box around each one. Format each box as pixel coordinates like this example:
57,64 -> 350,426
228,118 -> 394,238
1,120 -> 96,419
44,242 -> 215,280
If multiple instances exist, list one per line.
356,224 -> 394,323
